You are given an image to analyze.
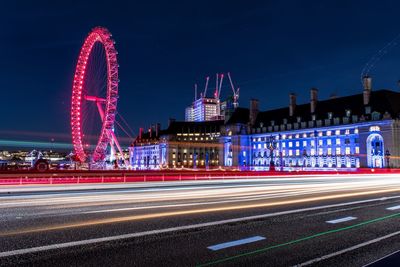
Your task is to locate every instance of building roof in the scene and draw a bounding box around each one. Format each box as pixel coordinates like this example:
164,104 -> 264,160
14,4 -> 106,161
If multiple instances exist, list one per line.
257,89 -> 400,126
164,120 -> 224,133
226,107 -> 250,124
133,120 -> 224,145
226,89 -> 400,127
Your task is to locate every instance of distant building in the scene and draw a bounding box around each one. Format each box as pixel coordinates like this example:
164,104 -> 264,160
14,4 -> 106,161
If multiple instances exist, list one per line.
185,97 -> 221,122
130,120 -> 223,169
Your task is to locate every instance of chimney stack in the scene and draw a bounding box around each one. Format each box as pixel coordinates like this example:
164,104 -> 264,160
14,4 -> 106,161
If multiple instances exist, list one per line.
249,99 -> 259,126
363,75 -> 372,105
139,127 -> 143,139
310,88 -> 318,114
289,93 -> 296,117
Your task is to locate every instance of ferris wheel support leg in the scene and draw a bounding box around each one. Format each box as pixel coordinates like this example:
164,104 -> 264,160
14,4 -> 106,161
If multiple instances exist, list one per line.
92,100 -> 128,167
109,130 -> 130,167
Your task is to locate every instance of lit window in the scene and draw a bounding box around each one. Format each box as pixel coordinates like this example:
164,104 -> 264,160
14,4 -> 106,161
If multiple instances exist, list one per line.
289,150 -> 293,156
318,132 -> 323,137
327,148 -> 332,155
288,135 -> 293,139
369,126 -> 380,132
354,128 -> 359,134
327,139 -> 332,145
289,142 -> 293,148
295,134 -> 300,138
335,130 -> 340,135
345,129 -> 350,135
336,138 -> 341,145
282,150 -> 286,156
310,149 -> 315,156
311,140 -> 315,146
345,147 -> 350,155
296,149 -> 300,156
303,133 -> 307,138
253,145 -> 256,149
303,140 -> 307,146
336,147 -> 341,155
319,148 -> 323,155
243,151 -> 246,156
282,135 -> 286,139
327,131 -> 331,136
355,147 -> 359,154
258,137 -> 261,142
258,144 -> 261,149
318,139 -> 323,146
264,143 -> 267,149
282,143 -> 286,148
296,141 -> 299,147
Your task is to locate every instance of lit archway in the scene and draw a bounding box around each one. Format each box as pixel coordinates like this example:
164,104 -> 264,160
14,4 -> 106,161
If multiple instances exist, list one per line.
366,133 -> 385,168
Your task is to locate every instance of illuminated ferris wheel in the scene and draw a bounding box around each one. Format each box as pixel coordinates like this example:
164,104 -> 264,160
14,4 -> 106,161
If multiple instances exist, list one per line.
71,27 -> 124,163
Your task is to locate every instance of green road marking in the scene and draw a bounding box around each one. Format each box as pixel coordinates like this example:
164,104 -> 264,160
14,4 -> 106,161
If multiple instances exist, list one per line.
197,212 -> 400,267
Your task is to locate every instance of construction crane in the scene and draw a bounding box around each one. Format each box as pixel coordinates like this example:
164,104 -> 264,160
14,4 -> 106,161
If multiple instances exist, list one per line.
217,73 -> 224,99
227,72 -> 240,108
203,76 -> 210,98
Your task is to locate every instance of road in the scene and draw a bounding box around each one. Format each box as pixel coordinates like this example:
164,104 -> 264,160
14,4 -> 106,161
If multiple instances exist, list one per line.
1,174 -> 400,266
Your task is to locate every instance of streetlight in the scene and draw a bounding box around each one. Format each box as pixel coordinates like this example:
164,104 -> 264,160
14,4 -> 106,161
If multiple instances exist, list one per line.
385,149 -> 391,168
266,135 -> 277,171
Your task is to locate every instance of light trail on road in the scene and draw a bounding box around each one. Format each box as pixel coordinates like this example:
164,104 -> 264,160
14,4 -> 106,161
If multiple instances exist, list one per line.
1,174 -> 400,236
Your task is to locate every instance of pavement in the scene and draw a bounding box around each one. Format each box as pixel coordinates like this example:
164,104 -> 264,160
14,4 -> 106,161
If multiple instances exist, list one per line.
1,174 -> 400,266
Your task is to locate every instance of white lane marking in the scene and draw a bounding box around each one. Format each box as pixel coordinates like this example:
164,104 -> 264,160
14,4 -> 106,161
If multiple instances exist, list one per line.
362,249 -> 400,267
326,216 -> 357,224
207,236 -> 266,251
0,195 -> 399,258
386,205 -> 400,211
294,230 -> 400,266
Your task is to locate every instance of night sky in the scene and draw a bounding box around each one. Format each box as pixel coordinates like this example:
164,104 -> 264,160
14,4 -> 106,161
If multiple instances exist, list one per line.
2,1 -> 400,148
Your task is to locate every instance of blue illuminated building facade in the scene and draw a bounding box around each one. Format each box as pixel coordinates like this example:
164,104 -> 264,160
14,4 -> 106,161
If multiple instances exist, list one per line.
131,77 -> 400,170
221,78 -> 400,170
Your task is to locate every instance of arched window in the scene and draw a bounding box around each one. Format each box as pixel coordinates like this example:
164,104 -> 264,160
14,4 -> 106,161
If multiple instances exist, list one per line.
367,133 -> 384,168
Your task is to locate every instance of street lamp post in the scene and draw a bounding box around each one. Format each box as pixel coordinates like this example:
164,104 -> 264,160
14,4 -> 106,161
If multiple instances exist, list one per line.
385,149 -> 391,168
266,135 -> 277,171
302,149 -> 308,171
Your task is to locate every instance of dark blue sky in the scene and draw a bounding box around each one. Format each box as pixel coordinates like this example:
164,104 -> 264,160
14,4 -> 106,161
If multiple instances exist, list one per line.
2,0 -> 400,146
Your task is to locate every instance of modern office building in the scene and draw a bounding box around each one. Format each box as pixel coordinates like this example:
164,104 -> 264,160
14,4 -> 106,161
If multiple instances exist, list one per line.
185,97 -> 221,122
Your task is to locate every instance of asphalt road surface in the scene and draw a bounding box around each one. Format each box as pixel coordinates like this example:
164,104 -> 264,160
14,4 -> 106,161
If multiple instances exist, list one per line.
1,174 -> 400,266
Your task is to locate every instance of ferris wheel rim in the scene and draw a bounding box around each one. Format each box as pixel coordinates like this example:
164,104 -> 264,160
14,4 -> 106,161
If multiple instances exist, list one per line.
71,27 -> 119,163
